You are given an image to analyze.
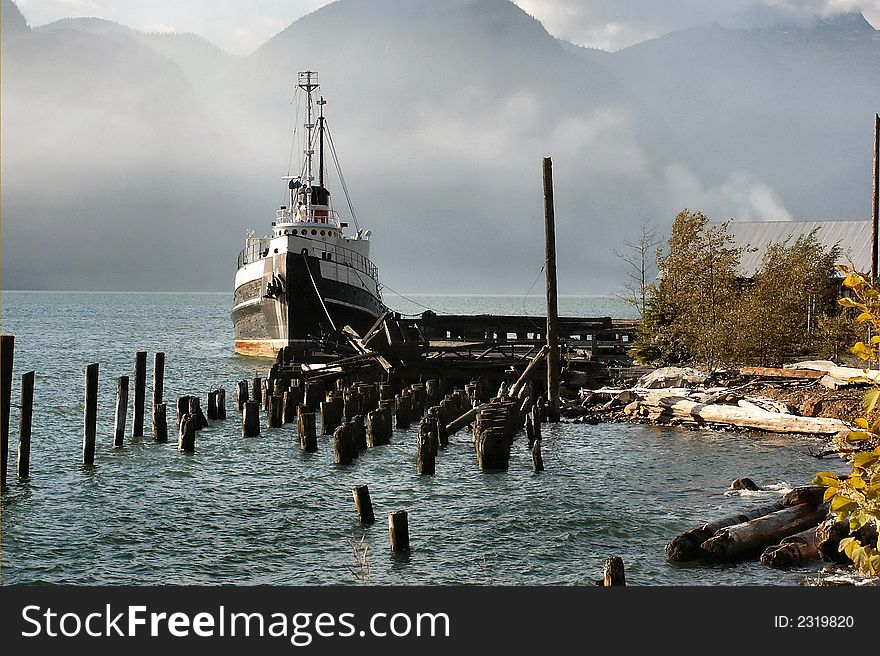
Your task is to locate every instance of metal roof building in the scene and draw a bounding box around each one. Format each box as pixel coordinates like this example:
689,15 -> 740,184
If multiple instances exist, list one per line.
710,219 -> 871,277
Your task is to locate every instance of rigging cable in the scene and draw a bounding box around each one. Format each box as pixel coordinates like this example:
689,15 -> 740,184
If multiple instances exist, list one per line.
323,119 -> 361,232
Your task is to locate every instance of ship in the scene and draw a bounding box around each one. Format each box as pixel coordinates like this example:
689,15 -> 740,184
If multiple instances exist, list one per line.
232,71 -> 386,358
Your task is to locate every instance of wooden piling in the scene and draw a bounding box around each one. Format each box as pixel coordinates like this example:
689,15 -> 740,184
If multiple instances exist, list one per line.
298,410 -> 317,452
217,387 -> 226,420
152,351 -> 165,408
425,379 -> 439,404
236,380 -> 249,412
1,334 -> 14,489
267,394 -> 283,428
333,424 -> 355,465
83,363 -> 98,465
178,413 -> 196,452
351,414 -> 367,451
320,400 -> 342,435
113,375 -> 129,448
189,396 -> 207,430
352,485 -> 375,524
17,371 -> 34,479
417,419 -> 436,475
367,410 -> 390,447
153,403 -> 168,443
873,112 -> 879,280
282,391 -> 296,424
242,400 -> 260,437
207,390 -> 219,420
388,510 -> 410,554
395,393 -> 412,430
132,349 -> 147,437
542,157 -> 560,422
253,377 -> 262,408
531,439 -> 544,472
262,379 -> 270,411
603,556 -> 625,586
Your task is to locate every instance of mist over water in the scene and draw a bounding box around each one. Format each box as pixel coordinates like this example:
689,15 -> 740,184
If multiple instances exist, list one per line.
0,292 -> 847,585
2,0 -> 879,295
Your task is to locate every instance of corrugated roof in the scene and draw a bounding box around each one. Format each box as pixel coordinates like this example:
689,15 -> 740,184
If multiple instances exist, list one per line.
709,219 -> 871,277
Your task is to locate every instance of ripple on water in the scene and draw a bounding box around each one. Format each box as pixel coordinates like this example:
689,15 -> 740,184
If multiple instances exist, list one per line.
0,292 -> 851,585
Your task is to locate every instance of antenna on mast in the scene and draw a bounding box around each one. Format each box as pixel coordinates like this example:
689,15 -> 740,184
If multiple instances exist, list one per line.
318,95 -> 327,188
297,71 -> 320,185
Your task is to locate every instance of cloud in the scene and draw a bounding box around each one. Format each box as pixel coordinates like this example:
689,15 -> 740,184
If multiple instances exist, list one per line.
663,165 -> 793,221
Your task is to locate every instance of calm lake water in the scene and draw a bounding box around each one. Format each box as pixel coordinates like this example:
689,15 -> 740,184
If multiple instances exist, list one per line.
0,291 -> 846,585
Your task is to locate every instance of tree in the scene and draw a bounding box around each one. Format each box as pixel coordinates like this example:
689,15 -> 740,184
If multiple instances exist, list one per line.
631,210 -> 740,369
613,219 -> 661,318
732,231 -> 841,366
814,265 -> 880,577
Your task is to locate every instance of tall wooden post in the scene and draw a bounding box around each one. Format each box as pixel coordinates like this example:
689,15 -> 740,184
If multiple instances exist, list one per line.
17,371 -> 34,479
113,375 -> 129,447
132,350 -> 147,437
1,335 -> 13,489
83,363 -> 99,465
542,157 -> 560,422
152,352 -> 165,409
873,113 -> 879,281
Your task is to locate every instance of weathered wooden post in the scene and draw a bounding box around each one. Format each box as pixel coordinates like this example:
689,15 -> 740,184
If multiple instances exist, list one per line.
388,510 -> 410,554
217,387 -> 226,420
83,363 -> 99,465
333,424 -> 354,465
531,439 -> 544,472
304,380 -> 322,411
262,379 -> 270,410
113,375 -> 129,448
242,400 -> 260,437
236,380 -> 249,412
541,157 -> 561,422
207,390 -> 219,420
873,112 -> 879,281
425,379 -> 439,405
176,396 -> 188,426
17,371 -> 34,479
320,399 -> 342,435
189,396 -> 207,430
367,410 -> 387,447
298,410 -> 317,452
153,403 -> 168,443
395,393 -> 412,430
267,394 -> 283,428
603,556 -> 626,586
282,391 -> 295,424
417,419 -> 436,475
379,383 -> 395,402
352,485 -> 375,524
132,349 -> 147,437
351,414 -> 367,451
0,335 -> 12,489
178,413 -> 196,452
152,351 -> 165,409
253,377 -> 263,408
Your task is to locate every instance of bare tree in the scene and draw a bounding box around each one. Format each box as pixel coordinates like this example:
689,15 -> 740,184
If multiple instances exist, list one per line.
614,219 -> 661,317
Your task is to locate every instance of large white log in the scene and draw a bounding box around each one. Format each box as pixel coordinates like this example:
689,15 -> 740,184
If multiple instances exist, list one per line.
633,392 -> 850,435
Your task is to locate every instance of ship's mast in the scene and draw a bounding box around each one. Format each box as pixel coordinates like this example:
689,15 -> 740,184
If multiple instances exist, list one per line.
298,71 -> 320,186
318,95 -> 326,188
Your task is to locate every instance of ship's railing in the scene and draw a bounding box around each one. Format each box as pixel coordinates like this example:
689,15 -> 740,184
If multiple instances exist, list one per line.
238,238 -> 269,268
332,242 -> 379,282
275,208 -> 341,226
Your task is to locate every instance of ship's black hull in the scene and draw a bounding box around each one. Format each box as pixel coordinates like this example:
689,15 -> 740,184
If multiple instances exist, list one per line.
232,251 -> 385,358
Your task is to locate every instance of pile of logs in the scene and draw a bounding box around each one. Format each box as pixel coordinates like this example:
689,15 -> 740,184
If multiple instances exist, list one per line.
665,484 -> 861,570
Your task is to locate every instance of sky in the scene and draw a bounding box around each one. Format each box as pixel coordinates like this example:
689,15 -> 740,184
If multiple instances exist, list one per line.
16,0 -> 880,54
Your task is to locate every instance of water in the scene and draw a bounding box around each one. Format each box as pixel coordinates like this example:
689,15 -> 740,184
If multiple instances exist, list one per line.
0,291 -> 846,585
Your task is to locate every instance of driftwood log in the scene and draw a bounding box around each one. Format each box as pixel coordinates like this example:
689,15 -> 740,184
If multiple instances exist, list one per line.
700,503 -> 828,562
760,527 -> 820,568
665,501 -> 785,562
627,392 -> 849,436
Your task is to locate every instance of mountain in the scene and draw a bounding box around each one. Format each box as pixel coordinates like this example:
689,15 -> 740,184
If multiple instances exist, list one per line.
1,0 -> 28,38
2,0 -> 879,294
611,11 -> 880,220
35,17 -> 236,87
